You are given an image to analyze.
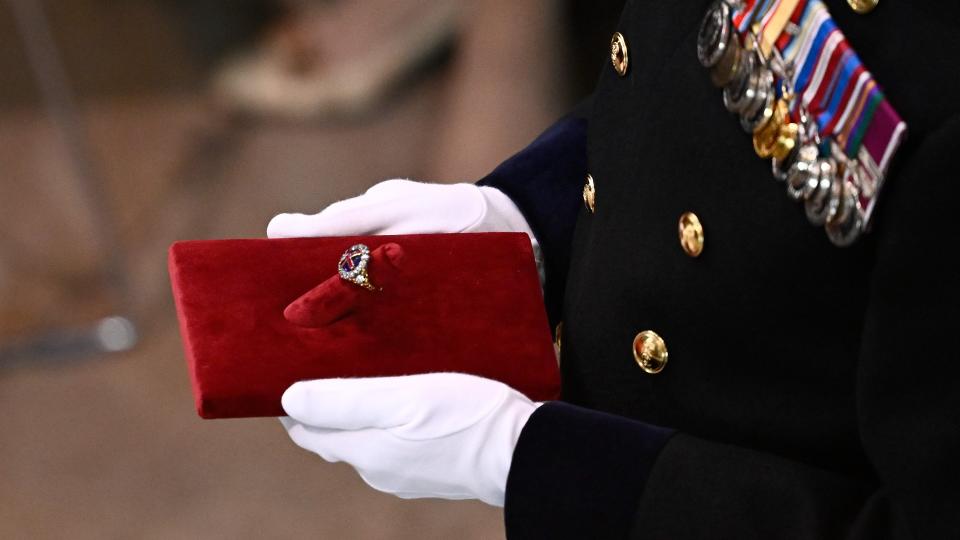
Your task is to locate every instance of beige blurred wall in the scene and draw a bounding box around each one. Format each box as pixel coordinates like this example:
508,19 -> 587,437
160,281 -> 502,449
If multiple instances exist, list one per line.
0,0 -> 573,537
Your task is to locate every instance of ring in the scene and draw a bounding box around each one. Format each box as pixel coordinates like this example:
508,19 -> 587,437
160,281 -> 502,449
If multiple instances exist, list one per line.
338,244 -> 377,291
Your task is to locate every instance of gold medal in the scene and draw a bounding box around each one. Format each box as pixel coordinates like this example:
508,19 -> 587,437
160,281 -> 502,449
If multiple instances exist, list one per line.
772,122 -> 799,161
752,99 -> 789,158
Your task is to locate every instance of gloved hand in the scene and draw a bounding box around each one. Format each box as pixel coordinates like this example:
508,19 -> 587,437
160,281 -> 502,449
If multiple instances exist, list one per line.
271,181 -> 545,505
279,373 -> 541,507
267,179 -> 544,284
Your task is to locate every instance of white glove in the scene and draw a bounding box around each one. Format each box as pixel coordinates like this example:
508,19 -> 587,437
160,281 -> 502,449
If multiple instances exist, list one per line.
280,373 -> 540,507
267,179 -> 544,284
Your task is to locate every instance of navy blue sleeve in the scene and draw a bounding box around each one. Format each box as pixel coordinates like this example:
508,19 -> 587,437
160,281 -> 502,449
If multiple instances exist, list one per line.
477,112 -> 588,329
504,401 -> 675,540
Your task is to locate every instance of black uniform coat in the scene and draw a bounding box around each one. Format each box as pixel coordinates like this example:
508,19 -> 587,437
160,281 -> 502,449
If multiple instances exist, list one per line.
480,0 -> 960,538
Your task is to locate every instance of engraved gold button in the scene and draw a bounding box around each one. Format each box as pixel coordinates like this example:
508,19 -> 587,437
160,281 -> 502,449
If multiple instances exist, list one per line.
610,32 -> 629,77
847,0 -> 878,14
633,330 -> 668,374
678,212 -> 705,257
583,174 -> 596,213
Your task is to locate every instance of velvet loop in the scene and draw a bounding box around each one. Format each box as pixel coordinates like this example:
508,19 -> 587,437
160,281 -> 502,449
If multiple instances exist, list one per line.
284,243 -> 406,328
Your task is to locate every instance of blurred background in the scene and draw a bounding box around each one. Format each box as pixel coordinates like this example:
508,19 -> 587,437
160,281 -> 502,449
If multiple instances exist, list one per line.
0,0 -> 621,537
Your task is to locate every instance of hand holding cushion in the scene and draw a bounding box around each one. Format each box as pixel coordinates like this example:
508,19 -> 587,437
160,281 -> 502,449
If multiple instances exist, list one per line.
280,373 -> 541,507
270,182 -> 550,504
267,179 -> 543,285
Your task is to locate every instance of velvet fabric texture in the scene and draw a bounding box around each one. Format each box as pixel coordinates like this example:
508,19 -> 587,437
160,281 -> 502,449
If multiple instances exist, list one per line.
169,233 -> 559,418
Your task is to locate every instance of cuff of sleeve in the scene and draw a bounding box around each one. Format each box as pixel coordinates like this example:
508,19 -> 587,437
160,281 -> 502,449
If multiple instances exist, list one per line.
504,401 -> 675,539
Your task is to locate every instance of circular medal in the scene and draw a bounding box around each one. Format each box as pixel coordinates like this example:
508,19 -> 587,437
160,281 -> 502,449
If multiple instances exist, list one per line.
804,158 -> 840,225
825,180 -> 864,246
786,143 -> 820,201
723,52 -> 757,114
697,1 -> 733,68
753,99 -> 789,158
744,89 -> 776,134
772,122 -> 800,161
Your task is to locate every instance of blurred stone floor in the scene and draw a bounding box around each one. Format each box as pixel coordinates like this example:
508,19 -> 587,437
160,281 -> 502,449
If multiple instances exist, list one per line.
0,0 -> 584,536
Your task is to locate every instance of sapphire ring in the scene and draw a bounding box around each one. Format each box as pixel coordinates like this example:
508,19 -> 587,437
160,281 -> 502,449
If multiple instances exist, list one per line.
338,244 -> 377,290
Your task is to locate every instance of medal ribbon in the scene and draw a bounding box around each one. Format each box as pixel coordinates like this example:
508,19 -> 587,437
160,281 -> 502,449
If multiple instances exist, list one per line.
731,0 -> 906,223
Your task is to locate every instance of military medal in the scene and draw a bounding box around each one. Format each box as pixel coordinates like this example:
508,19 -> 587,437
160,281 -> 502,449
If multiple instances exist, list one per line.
697,0 -> 907,246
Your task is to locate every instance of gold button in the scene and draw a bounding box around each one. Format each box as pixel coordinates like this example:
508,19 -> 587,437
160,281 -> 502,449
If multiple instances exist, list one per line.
633,330 -> 668,374
610,32 -> 629,77
555,322 -> 563,351
847,0 -> 878,14
678,212 -> 705,257
583,174 -> 596,213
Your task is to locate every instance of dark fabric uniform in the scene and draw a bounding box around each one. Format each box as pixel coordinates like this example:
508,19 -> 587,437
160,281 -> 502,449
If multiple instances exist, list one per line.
479,0 -> 960,538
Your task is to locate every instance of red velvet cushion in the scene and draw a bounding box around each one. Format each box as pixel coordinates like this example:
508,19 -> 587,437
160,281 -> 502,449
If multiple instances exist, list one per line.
168,233 -> 560,418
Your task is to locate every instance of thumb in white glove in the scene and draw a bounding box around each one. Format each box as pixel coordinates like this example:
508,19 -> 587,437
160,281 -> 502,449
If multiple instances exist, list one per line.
280,373 -> 541,507
266,179 -> 544,284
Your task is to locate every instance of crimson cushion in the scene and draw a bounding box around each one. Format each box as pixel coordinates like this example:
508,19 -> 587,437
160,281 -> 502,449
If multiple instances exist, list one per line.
169,233 -> 559,418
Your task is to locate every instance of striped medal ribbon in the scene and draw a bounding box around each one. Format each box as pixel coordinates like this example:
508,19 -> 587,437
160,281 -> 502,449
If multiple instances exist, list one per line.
699,0 -> 907,245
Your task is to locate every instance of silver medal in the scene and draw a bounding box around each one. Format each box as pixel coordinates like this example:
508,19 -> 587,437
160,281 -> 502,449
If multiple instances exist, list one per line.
738,68 -> 774,132
804,158 -> 840,226
697,1 -> 733,68
785,143 -> 819,201
722,51 -> 756,112
825,180 -> 864,246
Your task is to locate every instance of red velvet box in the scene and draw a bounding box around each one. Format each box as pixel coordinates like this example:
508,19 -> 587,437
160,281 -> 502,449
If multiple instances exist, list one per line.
168,233 -> 560,418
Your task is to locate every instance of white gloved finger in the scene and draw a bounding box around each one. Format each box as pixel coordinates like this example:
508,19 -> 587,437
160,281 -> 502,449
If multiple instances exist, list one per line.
268,203 -> 398,238
282,377 -> 422,431
279,373 -> 541,507
362,178 -> 418,196
280,417 -> 344,463
366,181 -> 486,234
279,416 -> 296,432
266,180 -> 487,239
266,190 -> 398,238
282,374 -> 515,436
266,180 -> 408,238
282,422 -> 390,470
280,418 -> 430,492
282,419 -> 402,471
266,180 -> 544,286
280,419 -> 482,501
